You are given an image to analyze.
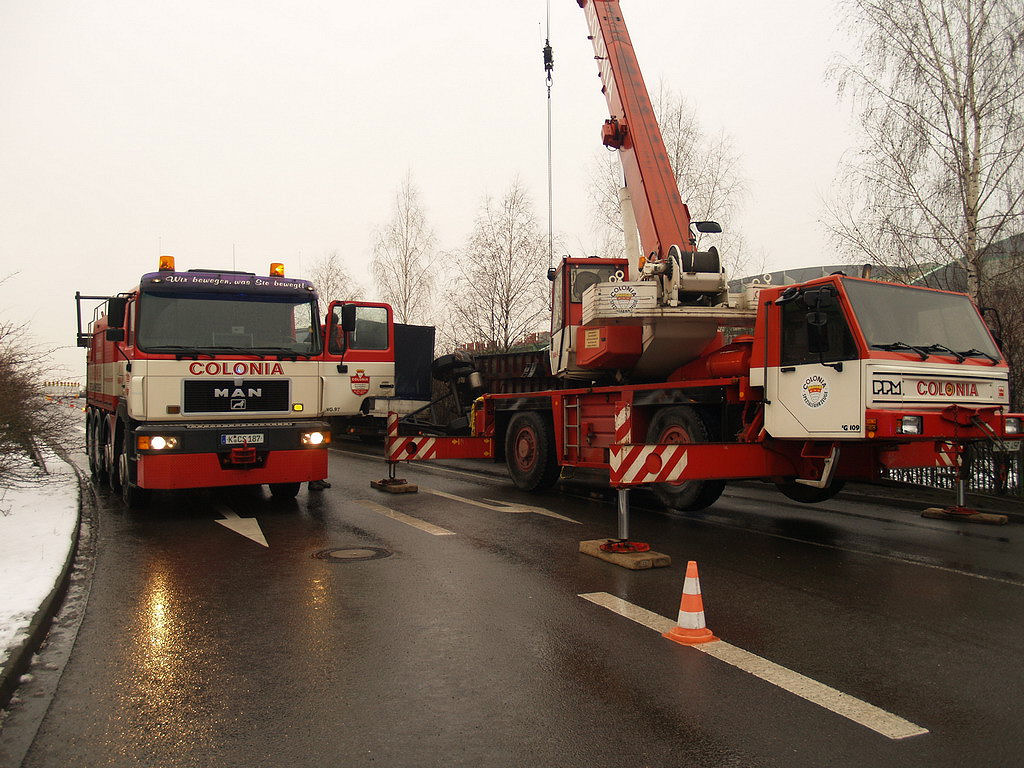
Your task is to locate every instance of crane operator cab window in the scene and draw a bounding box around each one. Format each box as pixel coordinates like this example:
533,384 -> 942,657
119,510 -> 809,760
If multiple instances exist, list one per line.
552,262 -> 623,333
328,304 -> 389,355
570,264 -> 620,303
779,286 -> 858,366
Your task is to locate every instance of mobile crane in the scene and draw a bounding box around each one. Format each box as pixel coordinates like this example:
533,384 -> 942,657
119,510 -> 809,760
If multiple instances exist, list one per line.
381,0 -> 1022,538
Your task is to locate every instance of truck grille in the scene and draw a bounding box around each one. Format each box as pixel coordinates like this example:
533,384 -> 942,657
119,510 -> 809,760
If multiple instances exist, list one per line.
183,380 -> 290,414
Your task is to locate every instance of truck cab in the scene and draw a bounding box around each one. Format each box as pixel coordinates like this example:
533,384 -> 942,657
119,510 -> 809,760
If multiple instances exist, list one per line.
753,276 -> 1016,441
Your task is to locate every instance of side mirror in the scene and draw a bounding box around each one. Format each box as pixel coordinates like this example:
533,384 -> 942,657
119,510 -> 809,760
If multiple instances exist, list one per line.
105,328 -> 125,342
106,296 -> 127,328
547,267 -> 557,281
806,311 -> 829,353
693,220 -> 722,234
341,303 -> 357,332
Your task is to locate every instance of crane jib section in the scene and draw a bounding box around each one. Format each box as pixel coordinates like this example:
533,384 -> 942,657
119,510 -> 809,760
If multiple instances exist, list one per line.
578,0 -> 693,262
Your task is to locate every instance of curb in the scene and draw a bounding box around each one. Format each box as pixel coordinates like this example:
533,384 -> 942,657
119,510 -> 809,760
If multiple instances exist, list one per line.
0,461 -> 85,713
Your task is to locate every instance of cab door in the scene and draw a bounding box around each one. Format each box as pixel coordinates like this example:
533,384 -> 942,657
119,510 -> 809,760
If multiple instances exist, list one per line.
764,285 -> 864,438
320,302 -> 396,416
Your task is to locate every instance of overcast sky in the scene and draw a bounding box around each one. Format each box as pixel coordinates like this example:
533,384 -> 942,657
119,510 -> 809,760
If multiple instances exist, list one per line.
0,0 -> 854,376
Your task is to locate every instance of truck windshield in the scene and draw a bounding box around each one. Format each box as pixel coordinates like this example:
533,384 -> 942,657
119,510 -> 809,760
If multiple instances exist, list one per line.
137,292 -> 320,355
841,279 -> 1000,360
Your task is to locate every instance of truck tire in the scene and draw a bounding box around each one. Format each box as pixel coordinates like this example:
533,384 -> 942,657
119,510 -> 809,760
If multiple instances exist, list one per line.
432,352 -> 475,381
118,438 -> 150,509
775,479 -> 845,504
646,406 -> 725,512
107,421 -> 123,492
505,411 -> 560,492
86,411 -> 103,479
269,482 -> 301,499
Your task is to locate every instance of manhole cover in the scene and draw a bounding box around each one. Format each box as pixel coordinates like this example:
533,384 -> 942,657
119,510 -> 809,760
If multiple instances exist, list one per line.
312,547 -> 391,562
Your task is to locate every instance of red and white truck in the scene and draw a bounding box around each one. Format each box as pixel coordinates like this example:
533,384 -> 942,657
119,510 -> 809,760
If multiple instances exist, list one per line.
76,257 -> 408,506
384,0 -> 1022,531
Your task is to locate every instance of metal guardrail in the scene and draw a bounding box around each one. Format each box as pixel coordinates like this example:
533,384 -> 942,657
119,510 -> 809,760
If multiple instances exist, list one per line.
883,441 -> 1023,497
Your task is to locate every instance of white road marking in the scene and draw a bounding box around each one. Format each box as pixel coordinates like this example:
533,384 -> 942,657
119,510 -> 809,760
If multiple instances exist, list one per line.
578,591 -> 929,741
423,488 -> 580,524
332,447 -> 505,484
355,499 -> 455,536
696,510 -> 1024,588
214,506 -> 268,547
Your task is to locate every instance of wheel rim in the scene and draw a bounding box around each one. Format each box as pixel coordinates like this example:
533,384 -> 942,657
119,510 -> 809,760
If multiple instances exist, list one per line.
658,424 -> 692,487
658,424 -> 692,444
119,451 -> 129,488
512,427 -> 538,472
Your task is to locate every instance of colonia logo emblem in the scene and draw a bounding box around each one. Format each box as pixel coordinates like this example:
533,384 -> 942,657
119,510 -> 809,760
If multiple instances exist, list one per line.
351,369 -> 370,396
610,285 -> 638,313
802,375 -> 830,408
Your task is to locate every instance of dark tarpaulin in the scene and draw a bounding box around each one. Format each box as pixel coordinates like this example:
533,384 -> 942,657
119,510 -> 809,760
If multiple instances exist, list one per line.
394,324 -> 435,400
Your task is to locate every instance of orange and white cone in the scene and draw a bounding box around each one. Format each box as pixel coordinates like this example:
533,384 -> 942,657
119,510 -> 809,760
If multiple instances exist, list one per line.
662,560 -> 718,646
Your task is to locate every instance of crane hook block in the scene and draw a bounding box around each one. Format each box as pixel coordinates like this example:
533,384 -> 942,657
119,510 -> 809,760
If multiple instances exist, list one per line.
601,118 -> 628,149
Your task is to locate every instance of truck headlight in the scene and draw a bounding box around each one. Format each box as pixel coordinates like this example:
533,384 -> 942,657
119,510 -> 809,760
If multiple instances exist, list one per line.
138,435 -> 178,450
899,416 -> 922,435
1006,417 -> 1021,435
302,431 -> 329,446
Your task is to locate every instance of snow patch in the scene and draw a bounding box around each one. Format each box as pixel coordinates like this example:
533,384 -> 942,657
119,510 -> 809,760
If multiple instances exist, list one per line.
0,452 -> 79,672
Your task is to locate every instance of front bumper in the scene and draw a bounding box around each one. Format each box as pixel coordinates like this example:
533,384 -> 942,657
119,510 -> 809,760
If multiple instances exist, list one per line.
133,420 -> 329,489
865,406 -> 1021,441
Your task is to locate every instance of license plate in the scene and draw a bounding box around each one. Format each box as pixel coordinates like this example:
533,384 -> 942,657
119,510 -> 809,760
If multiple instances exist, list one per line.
221,433 -> 265,445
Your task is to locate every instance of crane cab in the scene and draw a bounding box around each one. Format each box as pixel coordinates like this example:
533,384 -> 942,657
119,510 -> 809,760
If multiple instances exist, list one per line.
548,257 -> 633,379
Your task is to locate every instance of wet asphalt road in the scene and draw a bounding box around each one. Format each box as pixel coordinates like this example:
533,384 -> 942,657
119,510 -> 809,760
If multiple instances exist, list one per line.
4,444 -> 1024,767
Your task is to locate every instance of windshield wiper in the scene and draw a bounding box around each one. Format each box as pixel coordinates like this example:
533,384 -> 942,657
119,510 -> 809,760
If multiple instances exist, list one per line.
870,341 -> 929,361
245,347 -> 316,360
958,348 -> 1000,364
144,345 -> 215,360
923,343 -> 966,363
201,346 -> 270,359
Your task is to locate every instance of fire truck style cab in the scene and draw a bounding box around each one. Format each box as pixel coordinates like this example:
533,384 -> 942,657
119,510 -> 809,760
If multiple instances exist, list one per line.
76,258 -> 397,507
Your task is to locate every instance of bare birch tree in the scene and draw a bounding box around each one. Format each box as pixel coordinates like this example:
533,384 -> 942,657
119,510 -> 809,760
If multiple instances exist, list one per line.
371,172 -> 436,324
826,0 -> 1024,301
1,316 -> 77,492
306,250 -> 362,307
588,82 -> 753,274
449,179 -> 549,352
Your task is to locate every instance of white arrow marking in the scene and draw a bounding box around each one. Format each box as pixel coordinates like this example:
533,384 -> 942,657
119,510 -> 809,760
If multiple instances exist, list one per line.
215,507 -> 268,547
422,488 -> 580,524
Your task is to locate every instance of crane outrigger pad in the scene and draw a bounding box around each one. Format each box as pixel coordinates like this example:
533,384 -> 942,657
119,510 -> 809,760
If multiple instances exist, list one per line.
579,539 -> 671,570
921,506 -> 1007,525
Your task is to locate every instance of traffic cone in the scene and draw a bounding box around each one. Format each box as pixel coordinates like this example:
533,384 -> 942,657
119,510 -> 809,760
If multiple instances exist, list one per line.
662,560 -> 718,646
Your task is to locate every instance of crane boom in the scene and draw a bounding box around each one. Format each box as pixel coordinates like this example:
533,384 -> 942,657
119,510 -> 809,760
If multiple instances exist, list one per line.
577,0 -> 693,264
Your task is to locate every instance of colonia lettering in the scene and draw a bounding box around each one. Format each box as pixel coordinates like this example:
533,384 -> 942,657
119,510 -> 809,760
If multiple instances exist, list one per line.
188,362 -> 285,376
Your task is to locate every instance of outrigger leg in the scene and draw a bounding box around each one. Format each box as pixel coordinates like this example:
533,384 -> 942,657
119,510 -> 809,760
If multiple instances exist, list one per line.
371,459 -> 418,494
578,487 -> 671,570
921,442 -> 1006,525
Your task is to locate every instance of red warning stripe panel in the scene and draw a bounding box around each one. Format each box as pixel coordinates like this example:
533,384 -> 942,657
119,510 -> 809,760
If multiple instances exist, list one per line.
614,401 -> 631,445
387,435 -> 494,462
878,440 -> 964,470
609,443 -> 789,485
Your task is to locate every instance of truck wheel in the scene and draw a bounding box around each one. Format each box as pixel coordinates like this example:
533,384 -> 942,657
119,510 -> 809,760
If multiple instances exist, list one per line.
107,423 -> 123,492
118,439 -> 150,508
431,352 -> 475,381
269,482 -> 301,499
646,407 -> 725,512
775,480 -> 845,504
89,412 -> 108,482
505,411 -> 560,492
86,411 -> 101,478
